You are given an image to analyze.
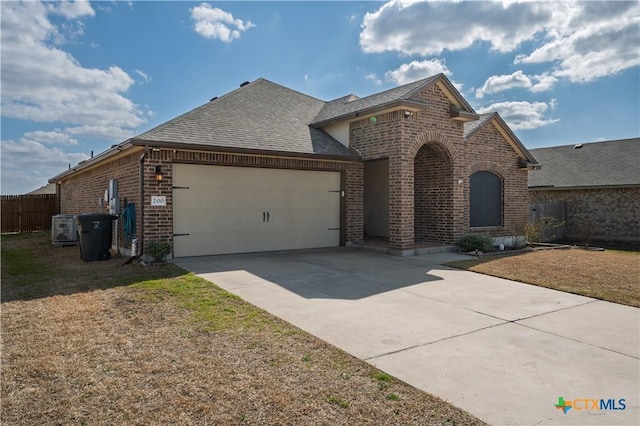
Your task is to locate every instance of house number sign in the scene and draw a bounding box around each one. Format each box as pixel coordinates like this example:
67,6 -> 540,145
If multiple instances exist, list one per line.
151,196 -> 166,206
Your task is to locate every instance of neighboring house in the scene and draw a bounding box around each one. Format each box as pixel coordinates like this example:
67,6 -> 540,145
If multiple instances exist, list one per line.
26,182 -> 56,195
50,74 -> 538,257
529,138 -> 640,242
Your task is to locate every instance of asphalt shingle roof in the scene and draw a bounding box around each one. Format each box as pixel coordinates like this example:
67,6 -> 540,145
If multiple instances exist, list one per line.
312,75 -> 440,124
528,138 -> 640,188
135,79 -> 358,158
463,113 -> 493,138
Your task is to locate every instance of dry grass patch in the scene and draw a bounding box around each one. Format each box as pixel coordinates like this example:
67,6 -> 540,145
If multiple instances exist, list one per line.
2,233 -> 485,425
446,248 -> 639,307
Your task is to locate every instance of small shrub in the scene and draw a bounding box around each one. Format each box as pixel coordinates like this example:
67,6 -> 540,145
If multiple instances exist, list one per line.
526,216 -> 564,243
145,240 -> 171,262
458,233 -> 493,252
524,220 -> 541,243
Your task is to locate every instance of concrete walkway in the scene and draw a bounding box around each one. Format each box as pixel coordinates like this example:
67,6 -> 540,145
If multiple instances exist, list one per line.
176,248 -> 639,426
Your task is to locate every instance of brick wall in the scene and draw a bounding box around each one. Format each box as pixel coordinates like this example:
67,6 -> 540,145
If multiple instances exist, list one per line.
414,143 -> 453,243
142,149 -> 364,252
59,147 -> 363,257
464,123 -> 530,239
349,82 -> 530,249
529,187 -> 640,241
58,150 -> 143,253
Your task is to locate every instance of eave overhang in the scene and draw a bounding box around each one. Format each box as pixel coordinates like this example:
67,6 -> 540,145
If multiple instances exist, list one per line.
311,99 -> 428,128
49,140 -> 139,183
450,106 -> 480,122
129,138 -> 361,162
518,159 -> 542,170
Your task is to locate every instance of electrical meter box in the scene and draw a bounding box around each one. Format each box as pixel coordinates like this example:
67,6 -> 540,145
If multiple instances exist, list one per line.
108,179 -> 120,216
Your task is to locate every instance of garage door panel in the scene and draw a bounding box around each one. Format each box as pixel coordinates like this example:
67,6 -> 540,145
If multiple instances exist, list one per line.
173,165 -> 341,257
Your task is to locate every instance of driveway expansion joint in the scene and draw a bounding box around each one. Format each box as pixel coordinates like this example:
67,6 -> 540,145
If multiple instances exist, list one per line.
364,320 -> 510,361
514,320 -> 640,360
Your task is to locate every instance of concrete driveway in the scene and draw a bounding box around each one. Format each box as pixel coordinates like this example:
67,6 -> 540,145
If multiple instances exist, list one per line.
176,248 -> 639,426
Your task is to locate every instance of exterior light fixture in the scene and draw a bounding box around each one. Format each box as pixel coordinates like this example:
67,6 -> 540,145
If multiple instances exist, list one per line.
404,110 -> 413,119
155,165 -> 163,183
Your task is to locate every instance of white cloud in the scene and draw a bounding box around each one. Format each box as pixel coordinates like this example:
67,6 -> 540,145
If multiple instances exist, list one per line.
190,3 -> 255,42
1,1 -> 147,129
361,0 -> 552,56
515,1 -> 640,82
365,73 -> 382,86
65,125 -> 137,141
476,71 -> 559,98
1,139 -> 89,194
530,74 -> 558,93
361,1 -> 639,84
135,69 -> 151,84
477,100 -> 559,130
23,130 -> 78,145
385,59 -> 451,85
475,70 -> 532,99
0,1 -> 148,194
49,0 -> 95,19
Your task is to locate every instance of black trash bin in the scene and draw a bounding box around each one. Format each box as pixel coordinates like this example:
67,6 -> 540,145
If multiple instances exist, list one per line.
77,214 -> 117,262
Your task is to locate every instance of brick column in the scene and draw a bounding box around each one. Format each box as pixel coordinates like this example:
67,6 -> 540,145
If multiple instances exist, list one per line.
451,161 -> 467,242
388,154 -> 415,255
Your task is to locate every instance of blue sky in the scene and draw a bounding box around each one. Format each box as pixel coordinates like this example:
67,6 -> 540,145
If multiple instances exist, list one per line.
1,0 -> 639,194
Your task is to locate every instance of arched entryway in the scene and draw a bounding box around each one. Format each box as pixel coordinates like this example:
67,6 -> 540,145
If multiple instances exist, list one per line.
413,142 -> 454,244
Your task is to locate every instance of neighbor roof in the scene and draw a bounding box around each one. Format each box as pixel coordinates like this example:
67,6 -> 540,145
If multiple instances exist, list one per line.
133,78 -> 358,159
26,182 -> 56,195
528,138 -> 640,188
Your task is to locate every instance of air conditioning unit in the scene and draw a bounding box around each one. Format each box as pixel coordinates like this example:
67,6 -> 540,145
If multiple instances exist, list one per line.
52,214 -> 78,247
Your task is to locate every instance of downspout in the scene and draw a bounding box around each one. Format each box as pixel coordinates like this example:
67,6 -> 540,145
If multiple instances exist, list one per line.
139,146 -> 149,256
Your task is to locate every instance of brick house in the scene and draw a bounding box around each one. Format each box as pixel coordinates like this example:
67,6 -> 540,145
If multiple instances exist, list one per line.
50,74 -> 538,258
529,138 -> 640,243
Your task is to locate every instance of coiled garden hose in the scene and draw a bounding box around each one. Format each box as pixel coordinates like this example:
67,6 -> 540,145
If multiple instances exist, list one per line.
122,202 -> 136,244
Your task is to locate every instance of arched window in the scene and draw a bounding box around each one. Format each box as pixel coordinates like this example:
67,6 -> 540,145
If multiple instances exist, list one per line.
470,171 -> 502,227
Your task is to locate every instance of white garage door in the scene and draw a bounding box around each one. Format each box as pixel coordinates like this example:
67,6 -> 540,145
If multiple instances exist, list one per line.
173,164 -> 341,257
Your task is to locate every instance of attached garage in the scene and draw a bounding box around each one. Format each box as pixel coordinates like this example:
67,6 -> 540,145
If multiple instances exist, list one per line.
172,164 -> 342,257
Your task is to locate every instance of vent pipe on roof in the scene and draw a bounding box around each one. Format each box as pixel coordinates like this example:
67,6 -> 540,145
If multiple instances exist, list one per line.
574,144 -> 583,149
210,96 -> 218,102
240,81 -> 250,87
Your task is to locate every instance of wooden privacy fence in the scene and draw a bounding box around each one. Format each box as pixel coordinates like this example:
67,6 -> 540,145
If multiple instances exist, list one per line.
529,201 -> 566,242
1,194 -> 57,233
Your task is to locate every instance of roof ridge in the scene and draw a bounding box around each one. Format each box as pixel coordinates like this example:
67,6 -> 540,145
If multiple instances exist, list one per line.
135,78 -> 326,140
529,137 -> 640,151
355,75 -> 438,103
253,77 -> 326,103
401,73 -> 445,99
